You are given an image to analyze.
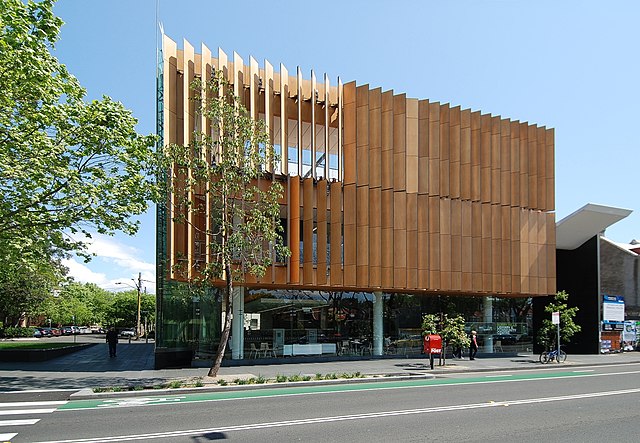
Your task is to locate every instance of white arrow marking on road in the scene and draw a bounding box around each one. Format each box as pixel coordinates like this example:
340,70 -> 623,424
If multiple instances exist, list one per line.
0,419 -> 40,426
96,397 -> 186,408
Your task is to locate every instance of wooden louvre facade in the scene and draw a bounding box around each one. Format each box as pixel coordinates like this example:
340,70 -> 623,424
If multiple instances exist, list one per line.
161,36 -> 556,299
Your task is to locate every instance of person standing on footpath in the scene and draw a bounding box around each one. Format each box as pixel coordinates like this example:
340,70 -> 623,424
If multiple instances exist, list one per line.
469,330 -> 479,360
106,327 -> 119,358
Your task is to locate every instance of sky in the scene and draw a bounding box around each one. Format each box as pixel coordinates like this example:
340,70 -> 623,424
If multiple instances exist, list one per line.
51,0 -> 639,293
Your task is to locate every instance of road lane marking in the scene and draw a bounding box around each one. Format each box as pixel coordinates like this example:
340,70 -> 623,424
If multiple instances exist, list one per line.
31,387 -> 640,443
0,433 -> 17,441
485,374 -> 513,378
0,419 -> 40,426
0,408 -> 56,416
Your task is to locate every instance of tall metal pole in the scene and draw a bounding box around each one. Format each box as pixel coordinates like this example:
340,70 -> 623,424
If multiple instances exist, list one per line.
136,272 -> 142,340
557,318 -> 561,363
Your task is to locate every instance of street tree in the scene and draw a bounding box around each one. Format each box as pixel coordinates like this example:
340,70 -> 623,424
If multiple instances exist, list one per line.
160,71 -> 289,377
105,290 -> 137,328
42,282 -> 113,326
0,241 -> 66,326
422,313 -> 470,357
0,0 -> 157,264
537,290 -> 581,349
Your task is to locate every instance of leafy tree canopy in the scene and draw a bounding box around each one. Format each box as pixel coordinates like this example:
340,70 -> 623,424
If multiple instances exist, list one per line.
537,290 -> 581,348
0,0 -> 158,262
422,313 -> 470,349
0,240 -> 67,326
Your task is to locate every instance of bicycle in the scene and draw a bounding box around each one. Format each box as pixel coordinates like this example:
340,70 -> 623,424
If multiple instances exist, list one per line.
539,347 -> 567,364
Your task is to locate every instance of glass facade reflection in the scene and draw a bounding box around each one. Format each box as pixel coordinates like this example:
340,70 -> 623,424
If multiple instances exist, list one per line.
158,286 -> 534,361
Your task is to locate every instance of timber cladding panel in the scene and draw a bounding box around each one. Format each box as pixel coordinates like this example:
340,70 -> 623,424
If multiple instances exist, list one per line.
162,36 -> 556,298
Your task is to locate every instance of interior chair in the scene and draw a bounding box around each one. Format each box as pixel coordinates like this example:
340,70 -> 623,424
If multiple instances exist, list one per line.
260,342 -> 276,358
249,343 -> 259,359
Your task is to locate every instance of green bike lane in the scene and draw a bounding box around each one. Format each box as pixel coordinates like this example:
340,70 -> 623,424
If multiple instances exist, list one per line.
58,370 -> 595,411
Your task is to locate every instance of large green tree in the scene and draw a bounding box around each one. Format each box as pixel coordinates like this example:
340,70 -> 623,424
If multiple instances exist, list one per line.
105,290 -> 155,329
0,0 -> 157,262
41,282 -> 113,326
0,243 -> 66,327
160,71 -> 289,377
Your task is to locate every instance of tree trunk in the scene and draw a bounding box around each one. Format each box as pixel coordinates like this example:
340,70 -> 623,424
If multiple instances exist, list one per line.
208,264 -> 233,377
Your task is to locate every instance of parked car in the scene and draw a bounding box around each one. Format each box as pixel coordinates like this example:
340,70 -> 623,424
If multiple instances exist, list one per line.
37,327 -> 53,337
62,326 -> 80,335
119,328 -> 135,338
78,326 -> 91,334
33,329 -> 42,338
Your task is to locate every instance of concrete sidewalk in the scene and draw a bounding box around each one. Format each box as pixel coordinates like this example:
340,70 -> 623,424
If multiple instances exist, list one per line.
1,341 -> 639,392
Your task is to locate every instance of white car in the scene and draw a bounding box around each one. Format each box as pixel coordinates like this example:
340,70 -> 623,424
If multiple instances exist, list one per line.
119,328 -> 136,337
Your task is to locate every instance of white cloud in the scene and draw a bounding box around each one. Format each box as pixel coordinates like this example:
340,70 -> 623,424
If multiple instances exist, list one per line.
65,233 -> 156,293
62,258 -> 109,286
85,235 -> 155,273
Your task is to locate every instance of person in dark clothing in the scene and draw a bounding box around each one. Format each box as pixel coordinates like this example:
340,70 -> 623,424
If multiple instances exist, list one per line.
106,327 -> 119,357
469,330 -> 479,360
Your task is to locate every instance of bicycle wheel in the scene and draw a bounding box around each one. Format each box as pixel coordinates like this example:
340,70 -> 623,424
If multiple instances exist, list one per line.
539,351 -> 549,364
557,350 -> 567,363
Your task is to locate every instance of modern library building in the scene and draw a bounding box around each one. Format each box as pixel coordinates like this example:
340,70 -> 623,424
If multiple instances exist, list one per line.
155,35 -> 556,368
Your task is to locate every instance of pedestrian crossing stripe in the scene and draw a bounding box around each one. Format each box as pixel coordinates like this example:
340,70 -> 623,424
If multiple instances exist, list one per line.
0,433 -> 17,442
0,408 -> 57,416
0,418 -> 40,426
0,401 -> 66,408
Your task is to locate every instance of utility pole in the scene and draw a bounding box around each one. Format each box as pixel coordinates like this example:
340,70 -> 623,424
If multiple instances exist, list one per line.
136,272 -> 142,340
116,272 -> 147,340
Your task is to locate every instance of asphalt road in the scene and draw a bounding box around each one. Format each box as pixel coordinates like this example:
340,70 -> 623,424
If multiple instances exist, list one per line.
3,362 -> 640,443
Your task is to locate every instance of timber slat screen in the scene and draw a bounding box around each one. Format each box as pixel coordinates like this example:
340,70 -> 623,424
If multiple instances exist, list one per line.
162,36 -> 556,298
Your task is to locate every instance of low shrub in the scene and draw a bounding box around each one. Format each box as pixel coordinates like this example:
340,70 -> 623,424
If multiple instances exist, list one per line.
287,374 -> 302,382
0,327 -> 38,338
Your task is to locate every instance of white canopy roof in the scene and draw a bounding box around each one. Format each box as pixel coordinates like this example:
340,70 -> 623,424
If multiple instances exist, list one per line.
556,203 -> 632,250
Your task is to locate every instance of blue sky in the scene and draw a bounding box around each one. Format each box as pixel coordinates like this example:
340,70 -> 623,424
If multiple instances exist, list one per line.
52,0 -> 639,293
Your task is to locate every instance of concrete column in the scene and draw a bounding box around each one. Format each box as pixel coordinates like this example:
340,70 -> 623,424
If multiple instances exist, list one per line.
231,286 -> 245,360
483,297 -> 493,353
373,291 -> 384,356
